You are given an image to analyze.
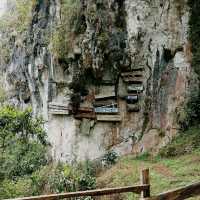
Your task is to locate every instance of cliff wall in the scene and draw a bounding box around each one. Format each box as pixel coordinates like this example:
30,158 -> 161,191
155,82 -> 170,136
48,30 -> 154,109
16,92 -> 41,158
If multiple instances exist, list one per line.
0,0 -> 193,163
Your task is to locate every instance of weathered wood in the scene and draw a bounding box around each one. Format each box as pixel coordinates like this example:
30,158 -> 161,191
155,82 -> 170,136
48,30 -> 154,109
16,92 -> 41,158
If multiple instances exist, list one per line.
127,104 -> 140,112
48,102 -> 70,115
48,102 -> 69,108
132,66 -> 145,71
126,95 -> 138,104
74,113 -> 96,119
5,185 -> 149,200
95,93 -> 116,100
127,84 -> 144,93
94,107 -> 118,114
49,110 -> 69,115
140,169 -> 150,199
121,71 -> 143,77
123,76 -> 143,83
145,182 -> 200,200
95,85 -> 116,100
93,101 -> 117,107
97,114 -> 121,122
68,106 -> 94,113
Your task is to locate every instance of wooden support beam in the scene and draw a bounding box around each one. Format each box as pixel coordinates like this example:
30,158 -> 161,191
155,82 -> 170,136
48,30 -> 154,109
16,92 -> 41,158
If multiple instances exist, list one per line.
5,185 -> 149,200
140,169 -> 150,199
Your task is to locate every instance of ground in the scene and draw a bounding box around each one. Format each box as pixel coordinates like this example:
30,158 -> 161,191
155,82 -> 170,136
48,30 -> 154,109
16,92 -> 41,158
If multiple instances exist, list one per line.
96,152 -> 200,199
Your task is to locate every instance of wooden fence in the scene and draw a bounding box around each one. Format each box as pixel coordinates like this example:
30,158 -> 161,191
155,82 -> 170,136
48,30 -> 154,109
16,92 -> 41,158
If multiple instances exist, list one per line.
4,169 -> 200,200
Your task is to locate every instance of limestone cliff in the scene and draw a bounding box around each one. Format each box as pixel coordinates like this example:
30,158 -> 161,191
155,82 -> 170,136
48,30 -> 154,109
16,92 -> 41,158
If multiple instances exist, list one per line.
0,0 -> 194,162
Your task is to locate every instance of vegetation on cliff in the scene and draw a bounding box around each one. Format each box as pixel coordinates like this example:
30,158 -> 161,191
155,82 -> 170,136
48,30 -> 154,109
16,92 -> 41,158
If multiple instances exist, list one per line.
184,0 -> 200,128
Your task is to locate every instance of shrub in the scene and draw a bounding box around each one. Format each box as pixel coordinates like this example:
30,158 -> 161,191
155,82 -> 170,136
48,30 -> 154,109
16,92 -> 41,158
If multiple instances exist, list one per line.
178,91 -> 200,130
0,178 -> 32,199
0,106 -> 48,180
77,160 -> 96,191
158,126 -> 200,158
102,150 -> 118,166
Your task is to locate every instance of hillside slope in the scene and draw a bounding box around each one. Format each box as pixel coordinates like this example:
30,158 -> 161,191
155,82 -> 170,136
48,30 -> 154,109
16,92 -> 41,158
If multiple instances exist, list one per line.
97,127 -> 200,199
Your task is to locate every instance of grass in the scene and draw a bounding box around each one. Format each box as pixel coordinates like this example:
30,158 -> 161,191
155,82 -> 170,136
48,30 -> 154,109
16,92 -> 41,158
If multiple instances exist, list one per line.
96,152 -> 200,199
96,127 -> 200,199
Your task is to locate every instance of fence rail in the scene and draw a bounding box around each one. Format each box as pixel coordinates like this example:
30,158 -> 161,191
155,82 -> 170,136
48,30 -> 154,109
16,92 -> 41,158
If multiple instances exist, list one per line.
145,182 -> 200,200
4,169 -> 200,200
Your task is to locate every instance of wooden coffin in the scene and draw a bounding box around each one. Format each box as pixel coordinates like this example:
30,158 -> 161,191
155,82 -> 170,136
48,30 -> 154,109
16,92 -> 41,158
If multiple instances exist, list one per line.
68,105 -> 94,113
127,84 -> 144,93
49,110 -> 69,115
93,100 -> 117,107
49,102 -> 69,108
78,107 -> 94,113
74,113 -> 96,119
121,71 -> 143,78
125,95 -> 138,104
95,85 -> 116,100
123,76 -> 143,83
97,114 -> 121,122
94,107 -> 118,114
127,104 -> 140,112
132,66 -> 144,71
49,102 -> 70,115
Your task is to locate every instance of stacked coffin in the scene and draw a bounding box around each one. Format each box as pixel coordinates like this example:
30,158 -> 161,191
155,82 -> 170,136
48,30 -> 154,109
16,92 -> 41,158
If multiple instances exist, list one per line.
94,85 -> 121,122
74,106 -> 96,119
49,102 -> 70,115
121,70 -> 144,113
121,71 -> 143,84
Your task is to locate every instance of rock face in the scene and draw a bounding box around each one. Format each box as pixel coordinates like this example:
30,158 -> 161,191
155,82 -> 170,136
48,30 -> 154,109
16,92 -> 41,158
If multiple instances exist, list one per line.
0,0 -> 192,162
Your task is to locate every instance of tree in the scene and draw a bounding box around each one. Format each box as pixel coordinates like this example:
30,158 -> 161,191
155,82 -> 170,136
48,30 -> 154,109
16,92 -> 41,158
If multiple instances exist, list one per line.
0,106 -> 48,180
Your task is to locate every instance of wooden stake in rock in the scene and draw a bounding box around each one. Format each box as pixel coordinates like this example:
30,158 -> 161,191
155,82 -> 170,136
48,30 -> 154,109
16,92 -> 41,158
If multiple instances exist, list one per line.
140,168 -> 150,199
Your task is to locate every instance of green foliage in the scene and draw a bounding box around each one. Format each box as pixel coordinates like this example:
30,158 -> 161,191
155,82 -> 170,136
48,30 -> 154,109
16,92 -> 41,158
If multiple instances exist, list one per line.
97,32 -> 110,50
32,162 -> 96,196
45,164 -> 75,193
158,126 -> 200,158
0,160 -> 97,199
183,0 -> 200,128
188,0 -> 200,77
0,177 -> 32,199
77,160 -> 96,191
0,0 -> 34,33
0,106 -> 48,180
135,152 -> 151,161
178,90 -> 200,129
102,150 -> 118,166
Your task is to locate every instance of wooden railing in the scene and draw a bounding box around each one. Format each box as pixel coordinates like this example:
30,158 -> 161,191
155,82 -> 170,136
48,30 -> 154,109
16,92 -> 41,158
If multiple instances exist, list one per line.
4,169 -> 200,200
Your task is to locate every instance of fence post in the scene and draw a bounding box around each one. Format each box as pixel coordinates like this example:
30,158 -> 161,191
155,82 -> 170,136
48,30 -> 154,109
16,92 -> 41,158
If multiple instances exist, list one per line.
140,168 -> 150,199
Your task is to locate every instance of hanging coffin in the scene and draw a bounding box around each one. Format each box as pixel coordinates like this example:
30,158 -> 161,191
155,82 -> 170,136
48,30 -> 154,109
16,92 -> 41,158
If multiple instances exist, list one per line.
132,66 -> 144,71
127,84 -> 144,93
93,100 -> 117,107
127,104 -> 140,112
94,107 -> 118,114
122,76 -> 143,83
74,113 -> 96,119
121,71 -> 143,78
97,114 -> 121,122
49,102 -> 69,115
95,85 -> 115,100
125,95 -> 138,104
